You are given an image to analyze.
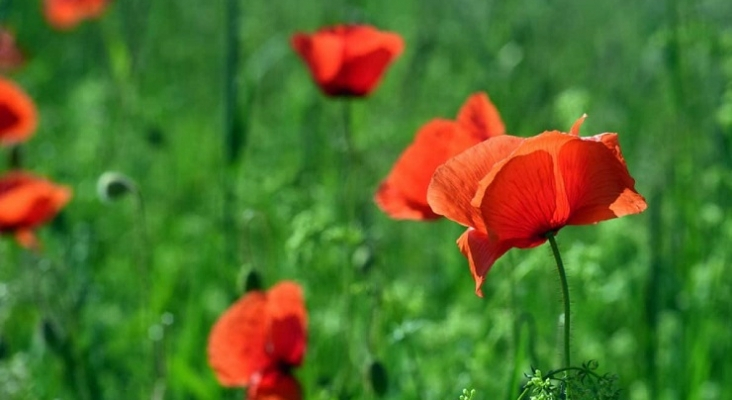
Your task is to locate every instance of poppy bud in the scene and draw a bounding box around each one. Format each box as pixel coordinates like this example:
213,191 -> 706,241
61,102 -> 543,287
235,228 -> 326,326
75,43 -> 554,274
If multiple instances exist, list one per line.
368,360 -> 388,396
97,171 -> 137,203
242,268 -> 263,293
41,319 -> 63,351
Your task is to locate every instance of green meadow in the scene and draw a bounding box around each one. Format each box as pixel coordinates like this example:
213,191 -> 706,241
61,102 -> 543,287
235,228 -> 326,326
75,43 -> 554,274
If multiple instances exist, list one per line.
1,0 -> 732,399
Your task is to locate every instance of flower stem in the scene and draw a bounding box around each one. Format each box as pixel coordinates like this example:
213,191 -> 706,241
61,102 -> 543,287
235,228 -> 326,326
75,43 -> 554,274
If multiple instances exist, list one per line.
341,99 -> 353,159
339,100 -> 357,222
547,233 -> 570,370
222,0 -> 242,266
8,145 -> 21,169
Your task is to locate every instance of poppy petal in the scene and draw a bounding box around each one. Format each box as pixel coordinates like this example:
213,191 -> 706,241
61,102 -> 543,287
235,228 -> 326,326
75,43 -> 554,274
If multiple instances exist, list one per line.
569,114 -> 586,136
374,180 -> 436,220
249,372 -> 302,400
457,228 -> 513,297
475,150 -> 561,242
428,135 -> 523,230
343,26 -> 404,59
335,47 -> 400,96
456,92 -> 505,139
19,185 -> 71,227
376,120 -> 478,220
0,172 -> 71,233
334,26 -> 403,96
291,32 -> 344,86
0,78 -> 37,146
208,291 -> 270,387
44,0 -> 108,30
559,139 -> 647,225
472,131 -> 574,209
267,282 -> 307,367
583,132 -> 626,164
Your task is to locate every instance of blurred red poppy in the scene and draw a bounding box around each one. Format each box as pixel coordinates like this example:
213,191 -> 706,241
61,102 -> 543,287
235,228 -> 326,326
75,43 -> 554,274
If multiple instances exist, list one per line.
208,281 -> 307,400
375,92 -> 505,220
0,171 -> 72,249
427,116 -> 647,296
0,28 -> 26,72
44,0 -> 109,30
291,24 -> 404,97
0,78 -> 37,146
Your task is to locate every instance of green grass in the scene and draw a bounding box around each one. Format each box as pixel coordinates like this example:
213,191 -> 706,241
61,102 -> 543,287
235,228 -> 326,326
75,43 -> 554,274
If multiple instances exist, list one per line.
1,0 -> 732,399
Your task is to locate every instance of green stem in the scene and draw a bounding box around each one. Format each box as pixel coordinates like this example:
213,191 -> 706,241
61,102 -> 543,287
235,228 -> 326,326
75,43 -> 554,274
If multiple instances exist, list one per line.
339,100 -> 356,222
8,145 -> 21,169
547,233 -> 570,370
222,0 -> 242,266
516,386 -> 530,400
341,99 -> 353,158
224,0 -> 242,165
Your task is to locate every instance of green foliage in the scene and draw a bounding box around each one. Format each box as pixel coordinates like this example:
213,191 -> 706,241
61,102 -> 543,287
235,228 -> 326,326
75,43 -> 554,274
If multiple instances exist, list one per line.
459,388 -> 476,400
518,362 -> 621,400
1,0 -> 731,399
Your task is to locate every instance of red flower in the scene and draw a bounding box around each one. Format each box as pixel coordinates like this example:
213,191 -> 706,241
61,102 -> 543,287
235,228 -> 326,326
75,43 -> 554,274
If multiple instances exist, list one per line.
0,78 -> 37,146
0,171 -> 72,249
208,281 -> 307,400
44,0 -> 109,30
291,24 -> 404,97
0,28 -> 26,72
375,92 -> 505,220
427,116 -> 647,296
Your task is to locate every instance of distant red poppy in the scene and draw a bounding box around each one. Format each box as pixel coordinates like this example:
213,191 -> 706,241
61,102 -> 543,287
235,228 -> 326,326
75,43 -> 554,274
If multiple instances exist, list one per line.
427,116 -> 647,296
0,28 -> 26,72
44,0 -> 109,30
291,24 -> 404,97
0,171 -> 72,249
0,78 -> 37,146
375,92 -> 505,220
208,281 -> 307,400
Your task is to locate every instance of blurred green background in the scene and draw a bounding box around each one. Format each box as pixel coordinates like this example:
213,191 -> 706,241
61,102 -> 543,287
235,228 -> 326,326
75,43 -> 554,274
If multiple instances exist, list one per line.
1,0 -> 732,399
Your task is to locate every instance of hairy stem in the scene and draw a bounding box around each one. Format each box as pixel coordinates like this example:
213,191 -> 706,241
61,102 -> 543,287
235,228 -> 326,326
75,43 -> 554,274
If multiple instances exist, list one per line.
547,233 -> 571,370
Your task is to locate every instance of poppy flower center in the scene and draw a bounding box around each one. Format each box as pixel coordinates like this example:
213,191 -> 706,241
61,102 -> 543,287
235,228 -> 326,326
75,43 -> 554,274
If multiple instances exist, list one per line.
0,103 -> 20,132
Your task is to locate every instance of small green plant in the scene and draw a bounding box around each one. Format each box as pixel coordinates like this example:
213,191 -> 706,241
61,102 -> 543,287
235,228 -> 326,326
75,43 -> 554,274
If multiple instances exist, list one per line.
520,370 -> 557,400
517,361 -> 621,400
459,388 -> 476,400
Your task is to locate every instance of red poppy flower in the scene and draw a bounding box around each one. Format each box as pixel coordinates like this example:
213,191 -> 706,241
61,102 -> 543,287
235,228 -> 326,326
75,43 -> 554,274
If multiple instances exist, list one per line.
374,92 -> 505,220
427,116 -> 647,296
291,24 -> 404,97
0,171 -> 72,249
0,78 -> 37,146
0,28 -> 26,72
208,281 -> 307,400
44,0 -> 109,30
